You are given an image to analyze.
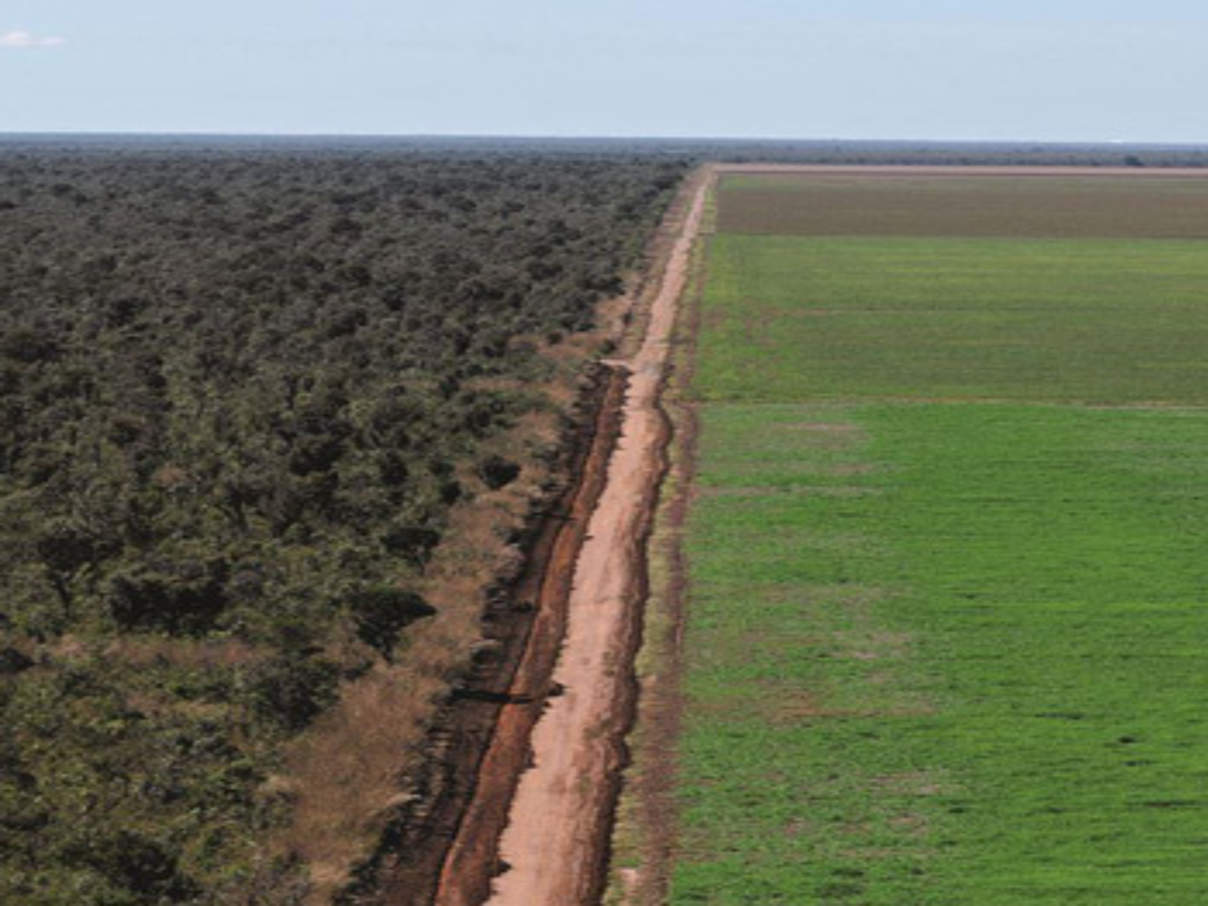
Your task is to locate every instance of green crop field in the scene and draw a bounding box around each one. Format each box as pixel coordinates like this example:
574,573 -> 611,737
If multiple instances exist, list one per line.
671,171 -> 1208,904
700,236 -> 1208,404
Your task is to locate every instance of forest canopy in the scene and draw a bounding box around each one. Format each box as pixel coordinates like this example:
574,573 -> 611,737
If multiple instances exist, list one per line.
0,142 -> 687,904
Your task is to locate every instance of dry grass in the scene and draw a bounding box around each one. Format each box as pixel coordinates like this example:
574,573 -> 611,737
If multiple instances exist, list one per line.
275,662 -> 451,900
276,419 -> 556,903
124,690 -> 231,721
100,635 -> 264,669
266,274 -> 644,903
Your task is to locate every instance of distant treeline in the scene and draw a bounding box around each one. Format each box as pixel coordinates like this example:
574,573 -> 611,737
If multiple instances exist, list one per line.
6,133 -> 1208,167
0,146 -> 686,904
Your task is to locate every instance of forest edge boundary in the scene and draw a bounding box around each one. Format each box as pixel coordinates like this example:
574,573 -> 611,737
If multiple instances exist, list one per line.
365,160 -> 1208,905
336,168 -> 710,906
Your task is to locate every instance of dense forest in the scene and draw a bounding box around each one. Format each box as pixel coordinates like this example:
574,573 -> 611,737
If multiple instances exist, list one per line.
0,142 -> 687,904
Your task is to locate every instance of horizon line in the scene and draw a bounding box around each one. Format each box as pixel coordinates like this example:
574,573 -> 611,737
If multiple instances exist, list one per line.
1,130 -> 1207,149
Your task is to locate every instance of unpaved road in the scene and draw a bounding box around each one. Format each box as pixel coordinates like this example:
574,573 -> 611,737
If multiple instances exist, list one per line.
484,171 -> 711,906
431,170 -> 712,906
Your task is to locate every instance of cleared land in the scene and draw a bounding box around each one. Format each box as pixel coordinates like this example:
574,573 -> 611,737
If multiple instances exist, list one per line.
670,169 -> 1208,904
717,170 -> 1208,238
430,171 -> 711,906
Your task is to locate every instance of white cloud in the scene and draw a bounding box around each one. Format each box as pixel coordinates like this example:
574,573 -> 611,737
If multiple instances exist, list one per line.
1,29 -> 66,48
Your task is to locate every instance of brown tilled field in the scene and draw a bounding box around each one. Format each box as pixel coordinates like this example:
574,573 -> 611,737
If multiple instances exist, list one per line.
718,168 -> 1208,238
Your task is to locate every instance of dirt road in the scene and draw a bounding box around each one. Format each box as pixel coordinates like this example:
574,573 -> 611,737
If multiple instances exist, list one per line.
430,170 -> 712,906
484,170 -> 711,906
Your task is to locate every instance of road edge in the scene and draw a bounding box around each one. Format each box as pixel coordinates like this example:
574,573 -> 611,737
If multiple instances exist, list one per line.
603,170 -> 715,906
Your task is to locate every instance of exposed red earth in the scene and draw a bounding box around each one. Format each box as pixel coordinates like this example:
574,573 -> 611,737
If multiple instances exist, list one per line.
427,170 -> 712,906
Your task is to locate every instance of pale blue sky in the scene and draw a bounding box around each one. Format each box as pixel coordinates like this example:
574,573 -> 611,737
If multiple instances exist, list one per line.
2,1 -> 1206,141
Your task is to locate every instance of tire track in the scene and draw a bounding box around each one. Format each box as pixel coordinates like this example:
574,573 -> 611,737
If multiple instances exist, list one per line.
431,169 -> 712,906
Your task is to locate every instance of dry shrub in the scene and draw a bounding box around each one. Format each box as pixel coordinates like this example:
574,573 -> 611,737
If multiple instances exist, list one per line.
270,298 -> 627,902
101,635 -> 264,669
275,661 -> 449,900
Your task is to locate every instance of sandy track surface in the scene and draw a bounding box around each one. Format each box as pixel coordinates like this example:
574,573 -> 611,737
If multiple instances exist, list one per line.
436,172 -> 710,906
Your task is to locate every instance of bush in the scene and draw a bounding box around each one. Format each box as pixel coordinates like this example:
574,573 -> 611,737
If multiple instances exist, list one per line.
248,655 -> 340,733
108,558 -> 230,636
66,831 -> 200,904
349,587 -> 436,660
0,140 -> 689,898
478,454 -> 521,490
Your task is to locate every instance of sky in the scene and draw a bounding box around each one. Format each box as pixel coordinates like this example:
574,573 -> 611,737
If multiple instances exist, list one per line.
2,0 -> 1207,142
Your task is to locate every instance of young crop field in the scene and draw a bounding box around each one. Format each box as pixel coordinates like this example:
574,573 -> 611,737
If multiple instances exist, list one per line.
700,236 -> 1208,404
671,170 -> 1208,904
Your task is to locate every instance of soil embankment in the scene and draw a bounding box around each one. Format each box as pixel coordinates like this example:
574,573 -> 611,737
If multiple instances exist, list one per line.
415,364 -> 627,906
444,171 -> 705,906
358,362 -> 625,906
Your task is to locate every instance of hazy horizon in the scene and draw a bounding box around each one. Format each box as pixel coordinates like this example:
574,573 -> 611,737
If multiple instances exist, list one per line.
3,133 -> 1206,150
